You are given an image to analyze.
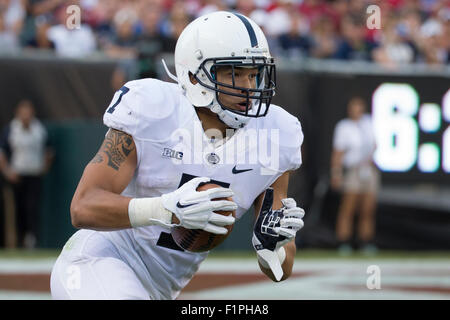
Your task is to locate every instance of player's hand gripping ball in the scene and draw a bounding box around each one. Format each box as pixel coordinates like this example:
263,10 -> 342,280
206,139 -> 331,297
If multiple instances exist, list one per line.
171,183 -> 236,252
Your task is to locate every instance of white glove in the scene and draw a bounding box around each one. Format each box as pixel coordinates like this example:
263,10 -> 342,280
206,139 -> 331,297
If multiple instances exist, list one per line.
161,177 -> 237,235
252,188 -> 305,281
273,198 -> 305,247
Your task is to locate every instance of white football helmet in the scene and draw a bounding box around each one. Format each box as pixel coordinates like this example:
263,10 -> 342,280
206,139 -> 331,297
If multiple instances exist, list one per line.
172,11 -> 276,129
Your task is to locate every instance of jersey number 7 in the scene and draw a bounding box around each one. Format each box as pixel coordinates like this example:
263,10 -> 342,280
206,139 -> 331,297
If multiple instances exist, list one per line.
107,86 -> 130,114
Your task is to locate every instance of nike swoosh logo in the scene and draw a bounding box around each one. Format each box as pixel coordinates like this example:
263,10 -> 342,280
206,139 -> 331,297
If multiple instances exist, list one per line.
232,165 -> 253,174
176,201 -> 194,209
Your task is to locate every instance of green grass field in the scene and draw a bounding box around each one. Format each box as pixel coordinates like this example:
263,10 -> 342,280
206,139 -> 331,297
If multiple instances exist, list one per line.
1,248 -> 450,260
0,248 -> 449,300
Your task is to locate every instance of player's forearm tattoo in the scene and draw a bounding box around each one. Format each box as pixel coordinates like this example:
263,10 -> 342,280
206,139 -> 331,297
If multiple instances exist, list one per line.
90,153 -> 103,164
91,129 -> 135,170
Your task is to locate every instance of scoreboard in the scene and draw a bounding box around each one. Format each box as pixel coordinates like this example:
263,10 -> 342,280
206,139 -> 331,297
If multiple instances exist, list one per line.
373,84 -> 450,175
275,68 -> 450,187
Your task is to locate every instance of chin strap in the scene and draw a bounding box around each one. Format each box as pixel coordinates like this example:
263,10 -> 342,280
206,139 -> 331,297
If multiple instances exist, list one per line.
208,101 -> 249,129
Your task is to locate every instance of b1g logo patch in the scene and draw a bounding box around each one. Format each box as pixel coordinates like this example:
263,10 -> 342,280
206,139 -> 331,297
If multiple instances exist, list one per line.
162,148 -> 183,160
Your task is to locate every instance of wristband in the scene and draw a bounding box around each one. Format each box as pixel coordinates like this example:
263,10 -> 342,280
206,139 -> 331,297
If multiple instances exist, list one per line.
128,197 -> 174,228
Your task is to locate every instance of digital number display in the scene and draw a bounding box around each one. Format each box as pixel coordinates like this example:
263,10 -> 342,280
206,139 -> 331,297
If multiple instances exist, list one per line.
372,83 -> 450,175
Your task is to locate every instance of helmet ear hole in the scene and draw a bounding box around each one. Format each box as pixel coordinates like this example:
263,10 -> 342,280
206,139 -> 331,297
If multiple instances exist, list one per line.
188,72 -> 198,85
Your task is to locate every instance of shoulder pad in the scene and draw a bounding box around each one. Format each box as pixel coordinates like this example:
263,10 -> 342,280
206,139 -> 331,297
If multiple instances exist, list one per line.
103,79 -> 183,141
257,104 -> 304,172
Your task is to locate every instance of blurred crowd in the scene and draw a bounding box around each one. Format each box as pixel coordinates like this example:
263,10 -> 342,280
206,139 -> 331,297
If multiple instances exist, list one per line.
0,0 -> 449,69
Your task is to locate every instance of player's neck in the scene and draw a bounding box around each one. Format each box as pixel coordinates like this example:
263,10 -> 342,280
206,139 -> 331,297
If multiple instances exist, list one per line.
195,107 -> 236,140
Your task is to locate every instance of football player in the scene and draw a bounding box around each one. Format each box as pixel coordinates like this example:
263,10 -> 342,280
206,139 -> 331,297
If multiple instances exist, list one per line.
50,11 -> 305,299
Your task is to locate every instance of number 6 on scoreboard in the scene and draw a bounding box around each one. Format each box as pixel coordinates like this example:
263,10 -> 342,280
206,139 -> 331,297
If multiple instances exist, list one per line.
372,83 -> 419,172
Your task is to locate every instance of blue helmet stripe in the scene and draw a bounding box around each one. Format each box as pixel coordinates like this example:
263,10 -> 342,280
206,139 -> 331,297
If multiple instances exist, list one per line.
233,13 -> 258,48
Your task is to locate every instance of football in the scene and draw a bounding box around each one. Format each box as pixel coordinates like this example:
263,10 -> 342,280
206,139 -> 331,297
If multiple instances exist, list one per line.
171,183 -> 236,252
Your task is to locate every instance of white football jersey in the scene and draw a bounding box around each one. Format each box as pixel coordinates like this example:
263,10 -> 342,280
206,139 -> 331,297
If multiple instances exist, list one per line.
98,78 -> 303,299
